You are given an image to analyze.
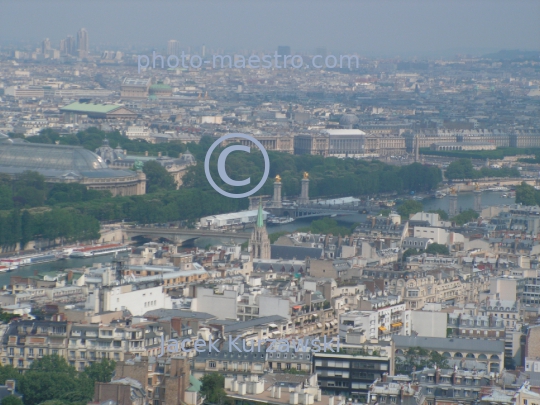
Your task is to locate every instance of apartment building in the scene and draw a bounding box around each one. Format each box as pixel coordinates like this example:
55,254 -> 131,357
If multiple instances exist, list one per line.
393,336 -> 505,373
95,355 -> 202,405
313,347 -> 392,401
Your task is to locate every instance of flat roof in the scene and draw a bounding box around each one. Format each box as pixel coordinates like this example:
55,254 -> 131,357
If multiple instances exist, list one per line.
393,335 -> 505,354
122,77 -> 152,86
60,102 -> 122,114
323,129 -> 366,136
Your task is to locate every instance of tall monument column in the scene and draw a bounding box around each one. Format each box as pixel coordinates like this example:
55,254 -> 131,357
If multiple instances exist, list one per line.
273,175 -> 282,208
474,183 -> 482,212
449,187 -> 458,217
298,172 -> 310,205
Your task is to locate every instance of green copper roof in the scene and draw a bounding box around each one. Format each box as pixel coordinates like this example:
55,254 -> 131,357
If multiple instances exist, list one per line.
187,375 -> 202,392
60,102 -> 121,114
150,84 -> 172,90
256,202 -> 264,228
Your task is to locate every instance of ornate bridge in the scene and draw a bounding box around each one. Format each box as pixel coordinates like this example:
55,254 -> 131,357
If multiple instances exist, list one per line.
124,226 -> 252,244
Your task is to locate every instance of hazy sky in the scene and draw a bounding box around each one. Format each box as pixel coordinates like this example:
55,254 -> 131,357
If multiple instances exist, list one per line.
1,0 -> 539,57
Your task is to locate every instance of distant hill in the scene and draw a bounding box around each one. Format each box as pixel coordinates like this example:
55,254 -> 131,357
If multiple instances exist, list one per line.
482,49 -> 540,61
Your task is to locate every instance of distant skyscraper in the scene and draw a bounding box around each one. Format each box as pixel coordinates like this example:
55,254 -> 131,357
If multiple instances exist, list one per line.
65,35 -> 76,55
59,39 -> 66,54
77,28 -> 89,58
315,47 -> 327,57
167,40 -> 180,56
41,38 -> 51,54
277,46 -> 291,56
202,44 -> 206,57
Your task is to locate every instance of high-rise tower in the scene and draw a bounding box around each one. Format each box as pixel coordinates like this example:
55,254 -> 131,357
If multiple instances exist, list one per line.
167,40 -> 180,56
250,202 -> 270,260
77,28 -> 89,58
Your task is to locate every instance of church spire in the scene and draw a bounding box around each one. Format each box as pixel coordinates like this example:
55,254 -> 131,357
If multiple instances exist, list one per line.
256,200 -> 264,228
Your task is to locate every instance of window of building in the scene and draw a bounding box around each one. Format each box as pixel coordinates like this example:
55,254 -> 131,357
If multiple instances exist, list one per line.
209,361 -> 216,368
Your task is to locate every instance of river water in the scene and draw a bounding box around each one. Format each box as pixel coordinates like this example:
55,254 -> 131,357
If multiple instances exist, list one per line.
0,191 -> 513,287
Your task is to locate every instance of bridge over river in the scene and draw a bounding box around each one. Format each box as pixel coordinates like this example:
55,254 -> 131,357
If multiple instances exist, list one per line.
125,226 -> 252,244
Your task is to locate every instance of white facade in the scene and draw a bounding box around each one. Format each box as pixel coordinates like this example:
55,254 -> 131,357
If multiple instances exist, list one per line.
490,277 -> 518,301
525,357 -> 540,372
412,227 -> 464,245
192,287 -> 238,319
125,126 -> 151,140
410,310 -> 448,338
259,295 -> 291,319
410,212 -> 452,228
340,302 -> 411,342
102,285 -> 172,316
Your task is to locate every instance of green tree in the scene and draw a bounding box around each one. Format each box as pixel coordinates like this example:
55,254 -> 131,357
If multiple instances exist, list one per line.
425,243 -> 450,255
19,355 -> 93,405
397,200 -> 423,219
200,373 -> 227,404
395,347 -> 449,374
12,171 -> 46,208
516,182 -> 539,206
143,161 -> 177,193
402,248 -> 421,261
0,364 -> 19,384
0,184 -> 13,210
451,209 -> 479,225
1,395 -> 23,405
428,209 -> 449,220
83,358 -> 116,383
20,211 -> 34,249
445,159 -> 476,180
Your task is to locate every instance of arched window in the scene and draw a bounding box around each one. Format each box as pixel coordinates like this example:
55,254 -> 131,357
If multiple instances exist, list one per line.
490,355 -> 499,360
442,352 -> 451,358
466,353 -> 475,359
478,354 -> 487,360
454,352 -> 463,358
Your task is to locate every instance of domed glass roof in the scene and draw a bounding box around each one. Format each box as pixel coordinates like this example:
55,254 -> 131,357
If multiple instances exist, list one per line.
0,142 -> 108,171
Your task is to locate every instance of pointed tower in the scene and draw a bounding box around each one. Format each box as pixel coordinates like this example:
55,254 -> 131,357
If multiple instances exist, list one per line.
250,202 -> 271,260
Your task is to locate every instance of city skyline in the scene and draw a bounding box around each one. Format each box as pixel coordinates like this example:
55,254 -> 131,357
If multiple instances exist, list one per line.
0,0 -> 538,58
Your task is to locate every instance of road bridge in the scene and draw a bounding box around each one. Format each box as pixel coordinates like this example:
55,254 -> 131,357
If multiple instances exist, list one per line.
125,226 -> 252,245
268,203 -> 371,219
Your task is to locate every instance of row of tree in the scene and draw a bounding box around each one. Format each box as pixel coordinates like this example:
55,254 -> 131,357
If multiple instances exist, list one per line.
0,172 -> 111,210
402,243 -> 450,260
0,355 -> 115,405
0,208 -> 100,248
445,158 -> 520,180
